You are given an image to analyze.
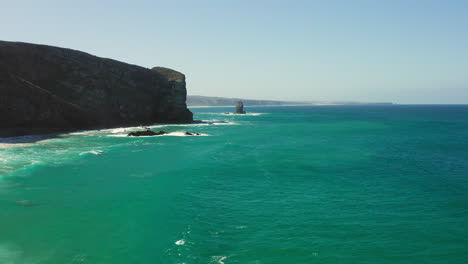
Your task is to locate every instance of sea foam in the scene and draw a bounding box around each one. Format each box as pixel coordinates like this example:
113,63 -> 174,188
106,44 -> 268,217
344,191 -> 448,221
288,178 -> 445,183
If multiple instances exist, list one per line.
79,150 -> 104,156
175,239 -> 185,245
212,256 -> 227,264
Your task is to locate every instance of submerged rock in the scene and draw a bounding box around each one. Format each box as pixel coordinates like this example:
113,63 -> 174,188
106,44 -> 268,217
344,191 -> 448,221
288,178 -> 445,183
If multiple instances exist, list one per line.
235,101 -> 246,114
16,200 -> 41,207
127,130 -> 168,137
184,132 -> 201,136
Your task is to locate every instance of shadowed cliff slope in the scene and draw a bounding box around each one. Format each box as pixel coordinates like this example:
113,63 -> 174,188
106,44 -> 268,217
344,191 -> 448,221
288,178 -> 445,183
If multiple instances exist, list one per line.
0,41 -> 193,137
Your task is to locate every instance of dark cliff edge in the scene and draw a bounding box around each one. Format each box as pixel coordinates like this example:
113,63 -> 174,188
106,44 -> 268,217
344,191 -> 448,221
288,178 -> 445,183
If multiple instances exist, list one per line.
0,41 -> 193,138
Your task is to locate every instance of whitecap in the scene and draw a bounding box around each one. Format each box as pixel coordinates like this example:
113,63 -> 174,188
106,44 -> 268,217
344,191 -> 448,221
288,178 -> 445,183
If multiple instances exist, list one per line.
110,128 -> 128,133
68,130 -> 96,136
0,143 -> 36,149
202,120 -> 238,126
67,125 -> 145,136
106,134 -> 128,137
79,150 -> 103,156
212,256 -> 227,264
165,132 -> 210,137
72,121 -> 232,138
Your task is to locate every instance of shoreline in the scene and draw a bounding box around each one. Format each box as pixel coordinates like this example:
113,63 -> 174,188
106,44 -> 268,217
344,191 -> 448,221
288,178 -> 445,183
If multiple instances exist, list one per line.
0,121 -> 204,140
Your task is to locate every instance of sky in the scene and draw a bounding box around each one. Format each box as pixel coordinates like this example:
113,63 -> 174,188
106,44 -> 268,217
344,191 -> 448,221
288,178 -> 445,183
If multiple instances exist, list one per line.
1,0 -> 467,104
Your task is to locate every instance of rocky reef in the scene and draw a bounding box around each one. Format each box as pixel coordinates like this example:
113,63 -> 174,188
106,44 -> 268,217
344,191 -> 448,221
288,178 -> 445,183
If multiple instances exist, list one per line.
184,132 -> 201,136
0,41 -> 193,137
127,129 -> 202,137
127,130 -> 168,137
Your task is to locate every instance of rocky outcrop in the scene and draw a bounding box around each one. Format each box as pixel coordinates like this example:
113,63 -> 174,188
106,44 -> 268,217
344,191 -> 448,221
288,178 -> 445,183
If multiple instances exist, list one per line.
0,41 -> 193,137
127,130 -> 168,137
184,132 -> 201,136
235,100 -> 246,114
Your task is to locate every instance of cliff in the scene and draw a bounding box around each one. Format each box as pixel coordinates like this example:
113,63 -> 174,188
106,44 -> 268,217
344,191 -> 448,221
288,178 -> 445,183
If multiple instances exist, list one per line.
0,41 -> 193,137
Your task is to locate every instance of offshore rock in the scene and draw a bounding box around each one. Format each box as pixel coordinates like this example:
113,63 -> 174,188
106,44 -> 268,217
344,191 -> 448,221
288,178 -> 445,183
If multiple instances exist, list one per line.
235,100 -> 246,114
0,41 -> 193,137
184,132 -> 201,136
127,130 -> 168,137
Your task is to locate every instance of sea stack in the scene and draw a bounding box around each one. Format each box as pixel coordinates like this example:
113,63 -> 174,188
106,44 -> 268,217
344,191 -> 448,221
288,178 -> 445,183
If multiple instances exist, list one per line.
235,100 -> 246,114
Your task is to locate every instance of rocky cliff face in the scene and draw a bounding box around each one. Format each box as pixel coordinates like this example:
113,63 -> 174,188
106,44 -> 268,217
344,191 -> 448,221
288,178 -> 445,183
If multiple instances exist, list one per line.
0,41 -> 193,137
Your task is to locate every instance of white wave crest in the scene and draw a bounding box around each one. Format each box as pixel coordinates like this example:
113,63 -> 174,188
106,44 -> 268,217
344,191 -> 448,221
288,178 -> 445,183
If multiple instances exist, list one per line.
106,134 -> 128,137
165,132 -> 210,137
0,143 -> 36,150
68,130 -> 95,135
79,150 -> 103,156
63,121 -> 235,138
110,128 -> 128,133
202,120 -> 238,126
211,256 -> 227,264
175,239 -> 185,245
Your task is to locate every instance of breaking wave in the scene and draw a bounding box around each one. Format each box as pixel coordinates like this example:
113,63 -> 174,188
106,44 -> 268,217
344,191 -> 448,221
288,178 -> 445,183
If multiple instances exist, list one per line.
78,150 -> 104,156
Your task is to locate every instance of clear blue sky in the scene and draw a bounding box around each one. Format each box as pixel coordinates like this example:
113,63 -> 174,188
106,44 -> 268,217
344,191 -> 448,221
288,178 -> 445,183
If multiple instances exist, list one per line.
2,0 -> 467,103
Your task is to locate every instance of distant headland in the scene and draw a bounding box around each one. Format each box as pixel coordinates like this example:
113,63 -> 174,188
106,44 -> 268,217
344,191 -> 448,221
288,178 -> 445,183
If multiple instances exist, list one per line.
0,41 -> 193,138
187,95 -> 392,107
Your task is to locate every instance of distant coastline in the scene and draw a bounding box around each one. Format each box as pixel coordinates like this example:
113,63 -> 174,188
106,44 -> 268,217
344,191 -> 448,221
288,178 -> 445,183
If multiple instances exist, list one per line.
189,104 -> 340,108
187,95 -> 393,107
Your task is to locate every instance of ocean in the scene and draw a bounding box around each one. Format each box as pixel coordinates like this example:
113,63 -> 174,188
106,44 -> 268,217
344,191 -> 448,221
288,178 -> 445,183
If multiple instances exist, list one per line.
0,105 -> 467,264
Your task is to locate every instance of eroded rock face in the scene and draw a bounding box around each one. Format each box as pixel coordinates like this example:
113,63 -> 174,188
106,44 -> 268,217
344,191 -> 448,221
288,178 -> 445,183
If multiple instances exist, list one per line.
235,100 -> 246,114
0,41 -> 193,137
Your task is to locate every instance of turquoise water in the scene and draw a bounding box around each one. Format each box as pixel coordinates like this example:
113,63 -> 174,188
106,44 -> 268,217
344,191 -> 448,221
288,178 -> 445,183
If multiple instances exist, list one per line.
1,105 -> 467,264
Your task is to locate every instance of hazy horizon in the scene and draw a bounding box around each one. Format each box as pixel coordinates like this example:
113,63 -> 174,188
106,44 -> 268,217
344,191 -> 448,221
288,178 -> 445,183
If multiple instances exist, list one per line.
2,0 -> 467,104
186,95 -> 468,105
